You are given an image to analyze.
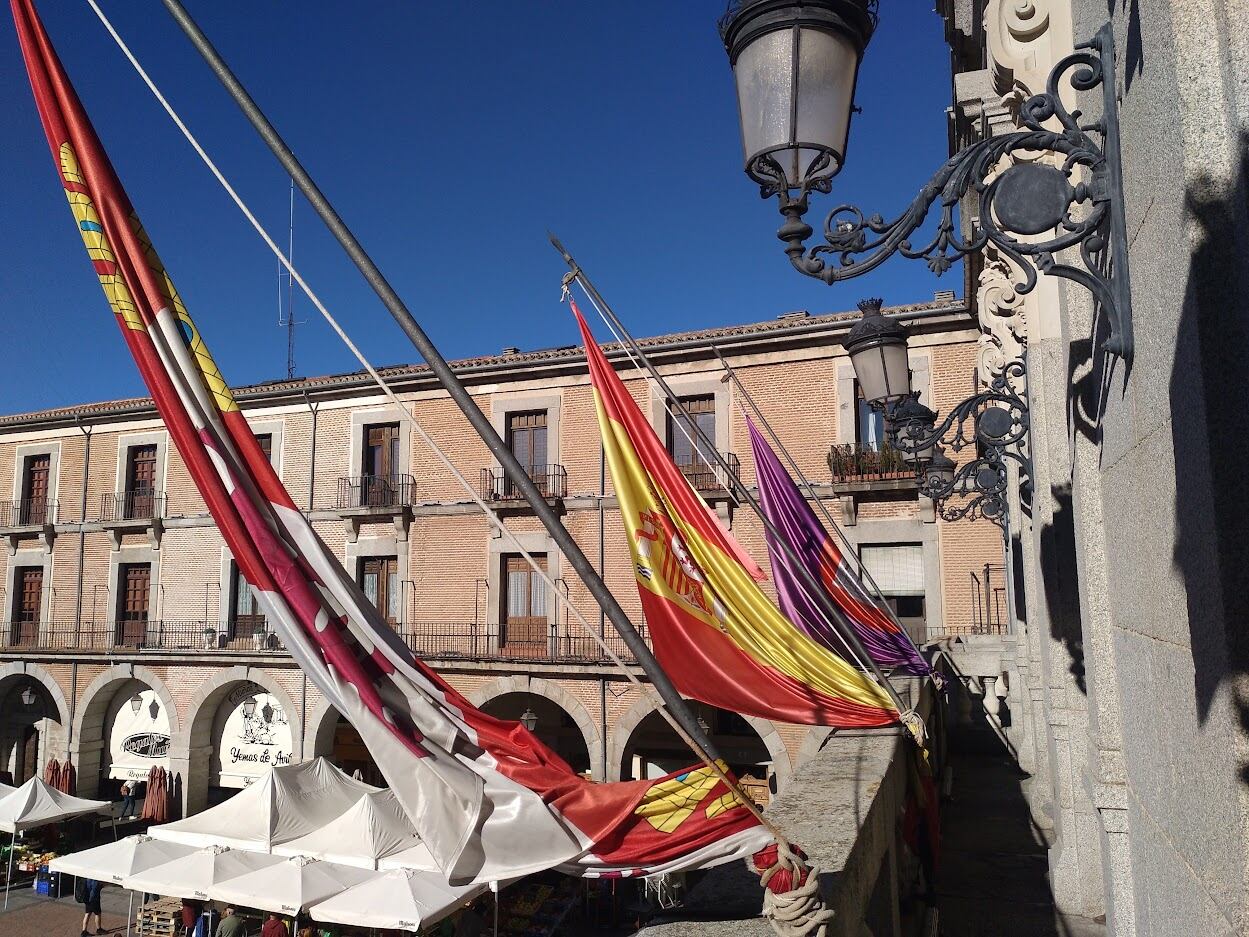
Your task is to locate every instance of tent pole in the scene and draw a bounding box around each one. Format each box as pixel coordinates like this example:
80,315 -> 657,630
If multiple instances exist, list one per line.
126,890 -> 133,937
4,830 -> 13,909
157,0 -> 722,764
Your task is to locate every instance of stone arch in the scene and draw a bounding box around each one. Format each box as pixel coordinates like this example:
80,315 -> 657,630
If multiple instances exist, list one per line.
0,662 -> 71,783
173,666 -> 303,815
304,694 -> 341,762
469,676 -> 603,780
69,664 -> 179,799
607,698 -> 792,792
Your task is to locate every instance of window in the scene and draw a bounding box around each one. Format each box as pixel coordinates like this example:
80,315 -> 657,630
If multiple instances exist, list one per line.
500,554 -> 548,656
230,563 -> 266,641
361,424 -> 401,507
667,395 -> 718,491
10,567 -> 41,646
255,433 -> 274,465
124,444 -> 158,519
116,563 -> 151,647
860,544 -> 926,642
19,454 -> 50,526
359,556 -> 400,625
855,381 -> 885,450
506,411 -> 548,494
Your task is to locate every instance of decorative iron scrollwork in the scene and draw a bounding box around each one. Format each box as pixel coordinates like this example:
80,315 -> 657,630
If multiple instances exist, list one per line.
766,25 -> 1132,361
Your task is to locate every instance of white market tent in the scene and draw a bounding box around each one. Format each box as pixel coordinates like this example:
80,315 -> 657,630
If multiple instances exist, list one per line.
378,841 -> 439,872
273,788 -> 422,869
124,844 -> 285,899
0,776 -> 110,833
309,868 -> 488,932
212,854 -> 374,916
148,757 -> 376,852
49,834 -> 198,886
0,777 -> 110,907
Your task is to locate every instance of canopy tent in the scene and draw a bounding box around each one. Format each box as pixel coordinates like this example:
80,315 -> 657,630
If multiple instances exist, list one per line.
149,757 -> 376,851
309,868 -> 487,932
274,789 -> 421,869
0,777 -> 110,907
49,834 -> 197,885
0,776 -> 110,833
212,854 -> 374,916
378,841 -> 439,873
124,844 -> 284,899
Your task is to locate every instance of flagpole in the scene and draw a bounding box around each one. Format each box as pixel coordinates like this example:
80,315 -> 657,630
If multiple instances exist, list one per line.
708,344 -> 931,664
156,0 -> 722,766
550,237 -> 914,723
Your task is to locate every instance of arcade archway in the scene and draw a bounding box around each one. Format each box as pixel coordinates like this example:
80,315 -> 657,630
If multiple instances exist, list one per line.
479,692 -> 593,776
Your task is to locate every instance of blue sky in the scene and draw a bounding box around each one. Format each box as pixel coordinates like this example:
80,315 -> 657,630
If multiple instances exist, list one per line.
0,3 -> 957,413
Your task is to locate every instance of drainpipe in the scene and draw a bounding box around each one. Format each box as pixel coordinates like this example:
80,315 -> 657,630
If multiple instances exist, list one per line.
303,390 -> 319,511
68,419 -> 93,759
598,443 -> 608,781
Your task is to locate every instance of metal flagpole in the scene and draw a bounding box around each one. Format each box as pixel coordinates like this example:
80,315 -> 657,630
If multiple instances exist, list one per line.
156,0 -> 720,763
550,237 -> 913,721
708,345 -> 931,664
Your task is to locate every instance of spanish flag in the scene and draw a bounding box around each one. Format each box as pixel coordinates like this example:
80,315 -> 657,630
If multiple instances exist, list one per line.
576,305 -> 898,727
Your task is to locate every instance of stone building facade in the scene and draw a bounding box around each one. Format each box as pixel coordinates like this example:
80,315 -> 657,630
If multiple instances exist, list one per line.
0,301 -> 1001,820
939,2 -> 1249,935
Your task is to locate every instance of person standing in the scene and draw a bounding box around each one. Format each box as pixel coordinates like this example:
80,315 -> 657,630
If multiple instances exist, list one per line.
78,877 -> 104,937
214,905 -> 246,937
260,911 -> 289,937
180,896 -> 204,936
119,780 -> 137,819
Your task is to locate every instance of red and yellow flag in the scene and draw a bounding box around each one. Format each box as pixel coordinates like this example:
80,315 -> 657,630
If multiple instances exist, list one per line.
576,305 -> 898,727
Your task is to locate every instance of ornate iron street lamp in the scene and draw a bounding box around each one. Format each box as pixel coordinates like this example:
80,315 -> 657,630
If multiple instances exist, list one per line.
719,1 -> 1133,360
843,300 -> 1031,527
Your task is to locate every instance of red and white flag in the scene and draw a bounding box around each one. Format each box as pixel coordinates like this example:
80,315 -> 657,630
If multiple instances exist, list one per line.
13,0 -> 771,884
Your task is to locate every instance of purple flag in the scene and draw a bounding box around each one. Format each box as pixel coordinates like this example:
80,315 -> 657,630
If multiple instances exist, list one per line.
748,417 -> 931,675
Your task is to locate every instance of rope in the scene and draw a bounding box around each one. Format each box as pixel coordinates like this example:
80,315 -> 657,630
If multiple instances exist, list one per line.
750,844 -> 834,937
84,0 -> 789,847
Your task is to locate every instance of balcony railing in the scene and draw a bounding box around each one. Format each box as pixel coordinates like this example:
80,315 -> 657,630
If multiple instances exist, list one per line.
828,443 -> 913,483
674,452 -> 740,493
0,617 -> 640,663
0,498 -> 57,528
0,619 -> 287,652
480,464 -> 568,502
99,489 -> 166,522
336,474 -> 416,510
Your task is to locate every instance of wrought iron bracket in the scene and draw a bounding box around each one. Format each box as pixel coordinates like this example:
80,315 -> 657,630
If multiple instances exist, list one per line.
758,23 -> 1133,361
880,359 -> 1032,528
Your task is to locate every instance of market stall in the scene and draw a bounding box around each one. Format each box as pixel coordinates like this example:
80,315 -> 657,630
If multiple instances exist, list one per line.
148,757 -> 376,852
273,789 -> 421,869
0,776 -> 109,907
308,867 -> 488,933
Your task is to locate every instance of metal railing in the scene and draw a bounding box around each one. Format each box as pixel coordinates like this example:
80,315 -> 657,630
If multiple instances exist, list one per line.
99,489 -> 166,522
674,452 -> 740,493
0,498 -> 57,528
335,474 -> 416,510
0,619 -> 287,652
828,443 -> 912,483
480,464 -> 568,501
0,617 -> 642,663
965,563 -> 1008,635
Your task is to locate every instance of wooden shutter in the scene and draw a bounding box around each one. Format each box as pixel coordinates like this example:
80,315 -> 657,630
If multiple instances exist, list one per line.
126,445 -> 158,519
116,564 -> 150,647
506,411 -> 549,494
362,424 -> 401,506
21,455 -> 50,525
359,556 -> 400,625
231,564 -> 266,643
500,554 -> 548,657
668,395 -> 716,489
10,567 -> 42,646
255,433 -> 274,464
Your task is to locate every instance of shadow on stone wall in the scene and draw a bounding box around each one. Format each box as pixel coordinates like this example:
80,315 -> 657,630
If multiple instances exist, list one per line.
1039,485 -> 1088,694
1106,0 -> 1144,92
1171,132 -> 1249,785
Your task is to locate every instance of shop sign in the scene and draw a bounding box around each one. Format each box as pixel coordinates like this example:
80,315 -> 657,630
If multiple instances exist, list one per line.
213,684 -> 293,788
108,688 -> 171,780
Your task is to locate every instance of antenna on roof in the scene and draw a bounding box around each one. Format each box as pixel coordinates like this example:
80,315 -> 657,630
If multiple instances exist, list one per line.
276,179 -> 305,379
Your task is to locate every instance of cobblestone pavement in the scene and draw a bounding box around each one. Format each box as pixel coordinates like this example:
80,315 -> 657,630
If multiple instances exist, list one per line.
0,883 -> 134,937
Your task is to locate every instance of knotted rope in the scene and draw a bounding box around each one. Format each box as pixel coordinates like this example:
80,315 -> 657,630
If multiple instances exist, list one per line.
751,842 -> 834,937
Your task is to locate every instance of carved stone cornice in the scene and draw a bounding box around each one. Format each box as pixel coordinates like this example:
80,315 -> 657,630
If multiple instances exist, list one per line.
976,243 -> 1028,384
